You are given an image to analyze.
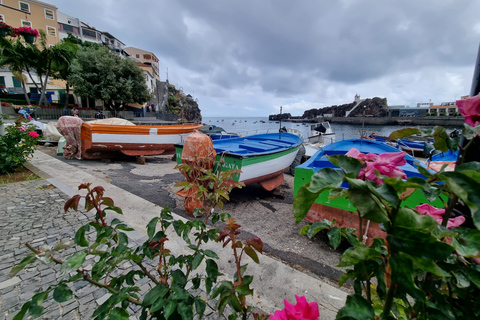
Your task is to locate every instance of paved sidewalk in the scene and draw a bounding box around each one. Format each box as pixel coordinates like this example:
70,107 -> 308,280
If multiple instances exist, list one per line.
0,150 -> 348,319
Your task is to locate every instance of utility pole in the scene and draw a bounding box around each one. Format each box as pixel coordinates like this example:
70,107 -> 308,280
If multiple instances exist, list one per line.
279,106 -> 282,139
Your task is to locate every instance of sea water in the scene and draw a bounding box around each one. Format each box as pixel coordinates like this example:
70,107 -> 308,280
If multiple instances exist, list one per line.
202,117 -> 462,143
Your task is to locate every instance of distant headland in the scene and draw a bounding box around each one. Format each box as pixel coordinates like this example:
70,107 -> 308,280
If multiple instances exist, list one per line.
269,96 -> 465,126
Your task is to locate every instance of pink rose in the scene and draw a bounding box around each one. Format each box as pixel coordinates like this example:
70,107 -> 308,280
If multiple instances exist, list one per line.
456,94 -> 480,127
19,125 -> 27,131
270,295 -> 319,320
416,203 -> 465,229
28,131 -> 39,138
346,148 -> 407,185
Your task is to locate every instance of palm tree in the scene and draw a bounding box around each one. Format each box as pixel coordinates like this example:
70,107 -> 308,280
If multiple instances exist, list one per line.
0,37 -> 34,104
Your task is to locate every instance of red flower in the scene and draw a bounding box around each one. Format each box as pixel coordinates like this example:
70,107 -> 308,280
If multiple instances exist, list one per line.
457,94 -> 480,127
28,131 -> 39,138
270,295 -> 319,320
346,148 -> 407,185
416,203 -> 465,229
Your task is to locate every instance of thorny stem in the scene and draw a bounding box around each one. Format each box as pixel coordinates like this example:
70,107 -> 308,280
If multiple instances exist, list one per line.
135,262 -> 160,285
358,212 -> 363,243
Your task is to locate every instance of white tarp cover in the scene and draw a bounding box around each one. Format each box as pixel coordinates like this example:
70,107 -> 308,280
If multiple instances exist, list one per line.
45,122 -> 63,141
86,118 -> 136,126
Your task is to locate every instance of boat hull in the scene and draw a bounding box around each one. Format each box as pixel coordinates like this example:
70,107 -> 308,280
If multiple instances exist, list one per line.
81,123 -> 202,159
176,132 -> 302,190
294,139 -> 444,243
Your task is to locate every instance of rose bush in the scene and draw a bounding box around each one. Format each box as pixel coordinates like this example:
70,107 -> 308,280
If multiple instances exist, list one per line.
0,119 -> 40,174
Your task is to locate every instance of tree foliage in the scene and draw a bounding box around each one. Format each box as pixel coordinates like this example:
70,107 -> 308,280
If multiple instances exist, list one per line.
68,46 -> 151,114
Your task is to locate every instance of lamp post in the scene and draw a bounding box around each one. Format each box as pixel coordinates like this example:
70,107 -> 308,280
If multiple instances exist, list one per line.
279,106 -> 282,139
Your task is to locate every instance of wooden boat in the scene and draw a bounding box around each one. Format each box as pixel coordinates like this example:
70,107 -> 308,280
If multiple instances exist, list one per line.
396,138 -> 427,157
176,132 -> 302,191
81,122 -> 203,159
294,139 -> 443,242
427,149 -> 458,172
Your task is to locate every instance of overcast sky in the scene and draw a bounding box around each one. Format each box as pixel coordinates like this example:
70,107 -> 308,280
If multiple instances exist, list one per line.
45,0 -> 480,117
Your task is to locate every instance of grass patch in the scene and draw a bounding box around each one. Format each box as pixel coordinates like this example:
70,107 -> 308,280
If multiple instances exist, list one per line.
0,166 -> 41,184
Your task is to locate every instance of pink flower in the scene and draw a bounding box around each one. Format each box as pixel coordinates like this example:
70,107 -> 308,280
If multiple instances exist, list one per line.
28,131 -> 39,138
416,203 -> 465,229
270,295 -> 319,320
19,125 -> 27,131
346,148 -> 407,185
456,94 -> 480,127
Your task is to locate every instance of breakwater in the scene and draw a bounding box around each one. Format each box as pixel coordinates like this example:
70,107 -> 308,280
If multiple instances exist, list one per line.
282,116 -> 465,127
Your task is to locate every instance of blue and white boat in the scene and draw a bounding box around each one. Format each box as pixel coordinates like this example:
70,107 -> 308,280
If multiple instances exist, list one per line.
176,132 -> 303,191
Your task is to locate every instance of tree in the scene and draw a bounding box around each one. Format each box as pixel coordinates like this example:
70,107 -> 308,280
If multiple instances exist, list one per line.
68,46 -> 151,116
0,37 -> 34,104
0,31 -> 77,106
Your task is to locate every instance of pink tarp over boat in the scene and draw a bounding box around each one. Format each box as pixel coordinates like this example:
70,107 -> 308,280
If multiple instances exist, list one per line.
56,116 -> 83,160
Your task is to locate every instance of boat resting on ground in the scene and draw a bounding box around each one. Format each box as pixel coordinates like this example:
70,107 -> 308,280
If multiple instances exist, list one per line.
294,138 -> 443,243
176,132 -> 303,191
56,116 -> 202,160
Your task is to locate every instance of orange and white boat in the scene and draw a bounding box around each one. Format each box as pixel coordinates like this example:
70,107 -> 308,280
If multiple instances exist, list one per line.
80,122 -> 203,159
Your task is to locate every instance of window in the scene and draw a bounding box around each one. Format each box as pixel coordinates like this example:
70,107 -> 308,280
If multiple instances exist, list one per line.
0,76 -> 5,88
19,1 -> 30,13
45,9 -> 55,20
21,20 -> 32,27
46,26 -> 56,37
82,28 -> 96,38
12,76 -> 22,88
136,54 -> 139,58
59,23 -> 79,34
0,14 -> 4,22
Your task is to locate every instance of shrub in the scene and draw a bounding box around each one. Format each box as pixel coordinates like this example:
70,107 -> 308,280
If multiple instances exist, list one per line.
0,118 -> 40,174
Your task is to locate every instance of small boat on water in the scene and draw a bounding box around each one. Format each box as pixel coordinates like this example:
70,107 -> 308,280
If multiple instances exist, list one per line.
427,149 -> 458,172
294,138 -> 442,242
176,132 -> 302,191
307,122 -> 335,144
56,116 -> 203,160
396,138 -> 428,157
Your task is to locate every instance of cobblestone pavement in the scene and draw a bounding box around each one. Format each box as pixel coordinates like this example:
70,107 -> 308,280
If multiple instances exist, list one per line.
0,180 -> 232,320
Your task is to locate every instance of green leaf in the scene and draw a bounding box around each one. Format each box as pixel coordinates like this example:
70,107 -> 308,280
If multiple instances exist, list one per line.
346,178 -> 389,223
195,298 -> 206,319
171,270 -> 187,287
177,302 -> 193,319
337,245 -> 382,267
115,224 -> 135,231
10,255 -> 36,277
60,251 -> 87,274
327,227 -> 342,249
327,154 -> 361,176
206,259 -> 220,283
306,219 -> 332,238
439,171 -> 480,229
143,283 -> 168,307
452,271 -> 470,288
53,284 -> 73,303
150,297 -> 167,313
28,291 -> 48,317
109,307 -> 129,320
244,246 -> 259,263
388,227 -> 454,260
204,249 -> 219,259
395,207 -> 439,232
369,182 -> 400,208
192,253 -> 204,269
12,301 -> 31,320
171,285 -> 190,300
75,225 -> 89,247
451,228 -> 480,257
113,232 -> 128,254
336,294 -> 375,320
388,128 -> 421,140
164,300 -> 177,320
235,285 -> 253,296
390,253 -> 426,302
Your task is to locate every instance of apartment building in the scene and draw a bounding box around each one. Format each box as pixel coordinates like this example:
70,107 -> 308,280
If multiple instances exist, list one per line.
125,47 -> 160,81
0,0 -> 59,46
